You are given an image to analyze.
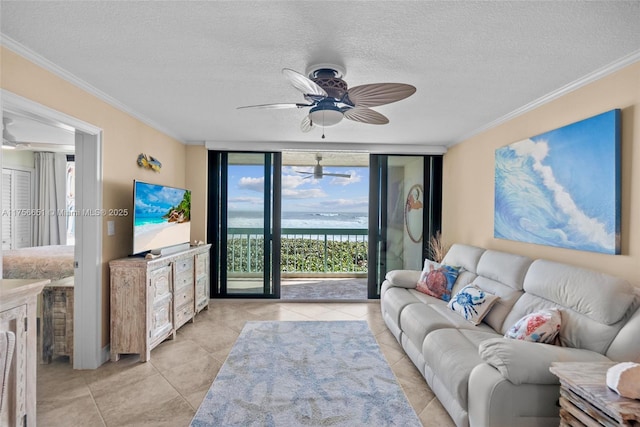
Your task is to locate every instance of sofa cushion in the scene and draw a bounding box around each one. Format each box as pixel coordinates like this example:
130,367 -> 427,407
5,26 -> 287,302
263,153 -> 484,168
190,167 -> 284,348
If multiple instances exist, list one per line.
400,302 -> 495,351
476,250 -> 533,291
523,259 -> 634,325
381,286 -> 423,327
606,293 -> 640,362
479,337 -> 611,385
448,285 -> 499,325
416,261 -> 460,302
423,329 -> 499,409
441,244 -> 486,274
504,308 -> 561,344
469,250 -> 532,332
385,269 -> 421,289
502,293 -> 627,355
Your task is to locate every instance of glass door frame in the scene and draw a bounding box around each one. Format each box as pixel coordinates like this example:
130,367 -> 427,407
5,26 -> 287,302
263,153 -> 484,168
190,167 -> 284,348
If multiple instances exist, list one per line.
207,150 -> 281,298
367,154 -> 443,299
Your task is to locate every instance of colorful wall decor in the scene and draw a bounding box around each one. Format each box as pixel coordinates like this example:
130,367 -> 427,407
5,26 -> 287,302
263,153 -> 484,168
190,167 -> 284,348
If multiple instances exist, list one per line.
405,184 -> 424,243
494,109 -> 621,254
137,153 -> 162,172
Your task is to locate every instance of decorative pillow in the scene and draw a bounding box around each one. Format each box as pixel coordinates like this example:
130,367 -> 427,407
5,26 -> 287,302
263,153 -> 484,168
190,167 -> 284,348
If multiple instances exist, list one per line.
448,285 -> 499,325
416,262 -> 460,302
504,308 -> 561,344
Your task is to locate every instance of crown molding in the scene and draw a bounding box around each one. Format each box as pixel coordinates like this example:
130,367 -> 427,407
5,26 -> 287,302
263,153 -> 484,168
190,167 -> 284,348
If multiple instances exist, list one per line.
1,34 -> 185,143
205,140 -> 448,155
451,49 -> 640,147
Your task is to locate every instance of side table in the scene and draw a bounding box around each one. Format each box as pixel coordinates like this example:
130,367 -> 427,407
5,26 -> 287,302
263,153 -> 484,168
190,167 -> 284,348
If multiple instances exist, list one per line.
550,361 -> 640,426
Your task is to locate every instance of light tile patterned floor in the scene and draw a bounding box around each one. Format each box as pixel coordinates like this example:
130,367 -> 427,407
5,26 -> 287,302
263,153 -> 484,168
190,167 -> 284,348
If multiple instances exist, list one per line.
37,301 -> 456,427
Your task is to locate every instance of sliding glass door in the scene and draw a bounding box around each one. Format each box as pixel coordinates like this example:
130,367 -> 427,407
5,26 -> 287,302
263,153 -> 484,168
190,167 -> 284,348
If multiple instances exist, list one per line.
368,155 -> 442,298
208,151 -> 281,298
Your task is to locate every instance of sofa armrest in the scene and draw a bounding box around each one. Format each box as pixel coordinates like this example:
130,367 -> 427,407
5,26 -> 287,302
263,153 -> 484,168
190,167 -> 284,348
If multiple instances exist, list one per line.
478,338 -> 611,385
384,270 -> 420,289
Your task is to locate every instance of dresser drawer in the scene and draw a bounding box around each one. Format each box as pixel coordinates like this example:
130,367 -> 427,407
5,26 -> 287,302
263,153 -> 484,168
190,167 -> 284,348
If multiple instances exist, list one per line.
174,285 -> 194,307
175,257 -> 193,275
174,271 -> 194,291
175,302 -> 194,329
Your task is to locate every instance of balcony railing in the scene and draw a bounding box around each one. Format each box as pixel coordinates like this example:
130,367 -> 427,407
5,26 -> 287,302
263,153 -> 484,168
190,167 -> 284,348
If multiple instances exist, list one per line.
227,227 -> 368,276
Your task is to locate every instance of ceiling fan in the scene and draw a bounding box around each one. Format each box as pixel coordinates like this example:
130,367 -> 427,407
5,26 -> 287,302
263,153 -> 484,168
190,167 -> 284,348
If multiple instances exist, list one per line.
237,64 -> 416,137
296,154 -> 351,180
2,117 -> 21,149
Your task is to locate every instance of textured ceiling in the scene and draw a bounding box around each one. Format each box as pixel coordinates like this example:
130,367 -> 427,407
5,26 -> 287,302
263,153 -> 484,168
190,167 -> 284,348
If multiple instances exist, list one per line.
2,1 -> 639,152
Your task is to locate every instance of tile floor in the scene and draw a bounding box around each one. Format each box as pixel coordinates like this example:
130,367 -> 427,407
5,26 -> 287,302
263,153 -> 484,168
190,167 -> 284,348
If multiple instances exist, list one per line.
37,300 -> 456,427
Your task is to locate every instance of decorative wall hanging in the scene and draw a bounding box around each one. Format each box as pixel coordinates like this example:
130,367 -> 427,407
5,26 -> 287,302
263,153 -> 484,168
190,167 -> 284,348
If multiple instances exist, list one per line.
495,109 -> 621,254
137,153 -> 162,172
405,184 -> 424,243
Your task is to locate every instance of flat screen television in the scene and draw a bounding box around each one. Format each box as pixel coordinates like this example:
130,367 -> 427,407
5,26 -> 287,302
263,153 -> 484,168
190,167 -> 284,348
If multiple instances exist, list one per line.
132,180 -> 191,255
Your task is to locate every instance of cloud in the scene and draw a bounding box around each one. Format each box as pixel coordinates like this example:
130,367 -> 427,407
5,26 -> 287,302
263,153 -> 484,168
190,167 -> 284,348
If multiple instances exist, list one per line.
281,173 -> 309,189
238,176 -> 264,192
329,170 -> 361,186
282,188 -> 327,199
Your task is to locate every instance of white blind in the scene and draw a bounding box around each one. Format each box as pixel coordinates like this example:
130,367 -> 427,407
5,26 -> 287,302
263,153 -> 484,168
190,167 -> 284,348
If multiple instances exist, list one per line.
2,170 -> 12,250
14,170 -> 32,248
1,168 -> 33,250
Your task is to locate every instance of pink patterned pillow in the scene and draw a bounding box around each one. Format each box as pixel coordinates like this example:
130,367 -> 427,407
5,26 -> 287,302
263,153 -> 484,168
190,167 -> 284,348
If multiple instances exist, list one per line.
504,308 -> 561,344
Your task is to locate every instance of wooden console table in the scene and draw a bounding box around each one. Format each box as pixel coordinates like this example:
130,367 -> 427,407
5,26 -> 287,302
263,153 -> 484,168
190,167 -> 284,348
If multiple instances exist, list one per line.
109,244 -> 211,362
550,362 -> 640,426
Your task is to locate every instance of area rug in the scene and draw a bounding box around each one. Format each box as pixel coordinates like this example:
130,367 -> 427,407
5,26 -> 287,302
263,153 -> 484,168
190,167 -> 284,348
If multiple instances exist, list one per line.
191,321 -> 421,426
281,278 -> 368,300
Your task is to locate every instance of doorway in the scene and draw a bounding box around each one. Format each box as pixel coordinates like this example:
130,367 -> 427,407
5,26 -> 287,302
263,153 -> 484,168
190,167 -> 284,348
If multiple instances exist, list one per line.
2,90 -> 104,369
208,150 -> 442,300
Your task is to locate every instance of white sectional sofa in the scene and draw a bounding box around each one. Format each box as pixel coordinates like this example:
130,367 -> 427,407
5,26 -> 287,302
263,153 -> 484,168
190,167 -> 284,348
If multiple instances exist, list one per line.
380,243 -> 640,427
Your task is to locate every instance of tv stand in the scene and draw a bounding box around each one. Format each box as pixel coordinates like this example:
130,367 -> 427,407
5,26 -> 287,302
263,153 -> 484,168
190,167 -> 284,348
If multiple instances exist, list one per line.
109,244 -> 211,362
150,242 -> 191,256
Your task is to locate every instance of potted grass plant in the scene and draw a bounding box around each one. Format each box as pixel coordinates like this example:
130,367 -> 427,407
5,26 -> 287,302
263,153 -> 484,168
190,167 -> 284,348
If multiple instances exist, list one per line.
427,231 -> 447,263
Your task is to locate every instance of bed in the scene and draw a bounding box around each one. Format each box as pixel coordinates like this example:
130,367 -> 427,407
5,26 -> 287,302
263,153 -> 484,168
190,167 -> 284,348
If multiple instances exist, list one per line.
2,245 -> 75,281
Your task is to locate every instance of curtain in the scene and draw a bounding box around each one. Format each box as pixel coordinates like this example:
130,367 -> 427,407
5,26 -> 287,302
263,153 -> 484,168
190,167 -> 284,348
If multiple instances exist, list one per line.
33,152 -> 67,246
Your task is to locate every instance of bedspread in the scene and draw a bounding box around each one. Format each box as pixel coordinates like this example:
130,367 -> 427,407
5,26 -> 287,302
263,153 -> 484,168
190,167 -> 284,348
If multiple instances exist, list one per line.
2,245 -> 75,281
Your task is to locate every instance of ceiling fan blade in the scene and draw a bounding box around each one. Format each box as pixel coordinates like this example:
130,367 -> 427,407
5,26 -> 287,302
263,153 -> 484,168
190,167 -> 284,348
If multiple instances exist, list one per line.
301,115 -> 314,132
237,103 -> 312,110
322,173 -> 351,178
346,83 -> 416,107
343,107 -> 389,125
282,68 -> 328,97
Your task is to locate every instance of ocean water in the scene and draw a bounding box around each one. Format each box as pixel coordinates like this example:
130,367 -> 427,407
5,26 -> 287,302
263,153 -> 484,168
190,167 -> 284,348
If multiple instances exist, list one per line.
228,211 -> 368,229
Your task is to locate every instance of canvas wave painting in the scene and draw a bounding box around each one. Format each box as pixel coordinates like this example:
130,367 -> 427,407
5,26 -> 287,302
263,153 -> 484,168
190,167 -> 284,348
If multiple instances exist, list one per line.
495,109 -> 620,254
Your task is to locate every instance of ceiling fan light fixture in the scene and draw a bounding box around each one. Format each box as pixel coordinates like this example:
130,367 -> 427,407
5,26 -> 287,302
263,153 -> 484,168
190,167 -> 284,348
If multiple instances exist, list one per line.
309,105 -> 343,127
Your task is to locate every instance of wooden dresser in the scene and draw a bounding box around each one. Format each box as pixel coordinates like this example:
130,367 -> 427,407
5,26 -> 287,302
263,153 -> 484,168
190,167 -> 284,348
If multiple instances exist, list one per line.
109,244 -> 211,362
550,361 -> 640,427
0,279 -> 49,427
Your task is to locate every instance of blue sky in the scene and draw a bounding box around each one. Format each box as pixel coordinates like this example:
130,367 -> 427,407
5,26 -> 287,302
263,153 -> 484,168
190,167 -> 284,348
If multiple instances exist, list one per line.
135,182 -> 188,217
228,165 -> 369,212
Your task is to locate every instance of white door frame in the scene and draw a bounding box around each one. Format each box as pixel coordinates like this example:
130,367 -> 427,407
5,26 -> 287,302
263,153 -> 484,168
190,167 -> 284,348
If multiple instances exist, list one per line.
1,89 -> 105,369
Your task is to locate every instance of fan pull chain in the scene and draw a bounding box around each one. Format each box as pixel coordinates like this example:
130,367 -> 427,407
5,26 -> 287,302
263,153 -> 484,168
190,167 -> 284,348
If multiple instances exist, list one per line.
322,110 -> 326,139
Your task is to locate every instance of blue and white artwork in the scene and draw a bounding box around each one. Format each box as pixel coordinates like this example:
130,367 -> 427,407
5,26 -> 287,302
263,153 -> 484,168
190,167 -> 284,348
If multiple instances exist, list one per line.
495,109 -> 621,254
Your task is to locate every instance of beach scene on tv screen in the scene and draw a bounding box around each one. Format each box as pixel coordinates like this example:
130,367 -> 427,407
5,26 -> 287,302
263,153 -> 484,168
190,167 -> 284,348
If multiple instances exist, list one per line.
134,183 -> 191,253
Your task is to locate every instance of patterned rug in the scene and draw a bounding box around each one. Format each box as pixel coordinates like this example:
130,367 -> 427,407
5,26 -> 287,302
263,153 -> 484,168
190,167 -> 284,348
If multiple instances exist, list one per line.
191,321 -> 421,426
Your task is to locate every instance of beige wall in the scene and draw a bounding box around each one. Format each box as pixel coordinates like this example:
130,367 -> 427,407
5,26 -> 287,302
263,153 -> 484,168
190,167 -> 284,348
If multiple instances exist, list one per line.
185,145 -> 208,243
1,47 -> 189,346
442,61 -> 640,287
